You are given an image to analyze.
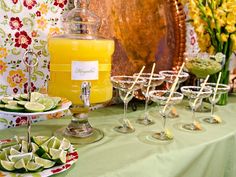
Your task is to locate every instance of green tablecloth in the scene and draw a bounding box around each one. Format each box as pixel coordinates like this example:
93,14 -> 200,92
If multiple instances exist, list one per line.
1,96 -> 236,177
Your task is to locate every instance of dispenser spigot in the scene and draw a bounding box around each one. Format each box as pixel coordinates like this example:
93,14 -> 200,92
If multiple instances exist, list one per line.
80,81 -> 91,108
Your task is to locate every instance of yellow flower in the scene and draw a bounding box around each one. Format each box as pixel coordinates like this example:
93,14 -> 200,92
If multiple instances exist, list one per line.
231,34 -> 236,51
206,6 -> 212,18
47,111 -> 65,119
0,60 -> 7,74
0,171 -> 6,177
226,25 -> 236,33
0,47 -> 7,58
221,33 -> 229,42
48,27 -> 61,37
208,45 -> 215,54
226,12 -> 236,25
39,3 -> 48,15
7,69 -> 27,88
37,17 -> 48,30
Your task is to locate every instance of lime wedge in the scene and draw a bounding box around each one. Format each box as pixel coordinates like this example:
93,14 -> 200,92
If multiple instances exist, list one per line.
26,161 -> 43,172
1,97 -> 13,104
37,97 -> 55,111
31,136 -> 49,146
7,101 -> 18,106
31,142 -> 39,153
21,140 -> 28,153
0,151 -> 8,161
35,157 -> 55,169
10,148 -> 21,155
0,104 -> 5,109
25,102 -> 45,112
30,92 -> 43,102
14,158 -> 26,172
48,137 -> 61,149
20,94 -> 29,101
59,138 -> 71,151
4,104 -> 25,112
17,101 -> 29,107
9,152 -> 33,163
13,95 -> 22,101
49,148 -> 67,164
0,141 -> 18,150
41,153 -> 52,160
0,160 -> 15,171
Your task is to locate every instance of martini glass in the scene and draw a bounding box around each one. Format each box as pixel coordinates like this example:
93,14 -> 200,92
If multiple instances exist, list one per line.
149,90 -> 183,141
111,76 -> 145,133
133,73 -> 164,125
159,70 -> 189,118
203,83 -> 230,124
181,86 -> 212,131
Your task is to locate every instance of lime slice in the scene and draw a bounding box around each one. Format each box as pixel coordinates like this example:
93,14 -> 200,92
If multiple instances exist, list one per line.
31,142 -> 39,153
7,101 -> 18,106
37,98 -> 55,111
4,104 -> 25,112
25,102 -> 45,112
41,153 -> 52,160
49,148 -> 67,164
0,160 -> 15,171
17,101 -> 29,107
0,151 -> 8,161
10,148 -> 21,155
13,95 -> 22,101
59,138 -> 71,151
1,97 -> 13,104
21,140 -> 28,153
26,161 -> 43,172
20,94 -> 29,101
14,158 -> 26,172
0,104 -> 5,109
9,152 -> 33,163
35,157 -> 55,169
31,136 -> 49,146
30,92 -> 43,102
0,141 -> 18,150
48,137 -> 61,149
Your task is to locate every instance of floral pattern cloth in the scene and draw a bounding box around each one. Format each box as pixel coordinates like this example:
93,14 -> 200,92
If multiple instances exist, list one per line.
0,0 -> 70,129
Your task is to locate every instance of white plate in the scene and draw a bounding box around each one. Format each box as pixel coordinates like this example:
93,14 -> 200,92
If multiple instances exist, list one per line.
0,138 -> 79,177
0,96 -> 72,116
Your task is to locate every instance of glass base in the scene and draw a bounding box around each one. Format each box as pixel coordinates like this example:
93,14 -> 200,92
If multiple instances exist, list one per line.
114,125 -> 135,134
136,118 -> 155,126
54,127 -> 104,145
152,131 -> 173,141
182,123 -> 202,131
203,117 -> 221,124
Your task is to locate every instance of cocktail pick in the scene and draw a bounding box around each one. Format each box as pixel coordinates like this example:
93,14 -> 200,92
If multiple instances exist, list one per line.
212,72 -> 222,103
192,75 -> 210,108
163,62 -> 185,113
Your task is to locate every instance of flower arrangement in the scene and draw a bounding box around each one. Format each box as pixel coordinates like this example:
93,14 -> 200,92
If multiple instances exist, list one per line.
180,0 -> 236,104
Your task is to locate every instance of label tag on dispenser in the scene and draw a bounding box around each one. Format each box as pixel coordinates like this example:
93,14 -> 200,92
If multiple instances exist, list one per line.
71,61 -> 98,80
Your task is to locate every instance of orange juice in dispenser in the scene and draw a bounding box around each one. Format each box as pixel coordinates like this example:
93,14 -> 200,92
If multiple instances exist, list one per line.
48,0 -> 114,105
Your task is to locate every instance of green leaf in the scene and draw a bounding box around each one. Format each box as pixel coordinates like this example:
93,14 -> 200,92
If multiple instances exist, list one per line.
42,49 -> 49,57
40,40 -> 47,46
11,48 -> 21,55
22,17 -> 34,30
35,71 -> 44,78
50,6 -> 58,13
0,118 -> 8,124
0,28 -> 6,38
31,173 -> 41,177
31,75 -> 37,82
11,4 -> 22,13
0,0 -> 10,12
33,45 -> 43,50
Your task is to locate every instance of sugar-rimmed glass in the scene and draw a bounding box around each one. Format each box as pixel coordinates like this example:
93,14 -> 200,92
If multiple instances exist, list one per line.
111,76 -> 145,133
203,83 -> 230,124
149,90 -> 183,141
133,73 -> 164,125
181,86 -> 212,131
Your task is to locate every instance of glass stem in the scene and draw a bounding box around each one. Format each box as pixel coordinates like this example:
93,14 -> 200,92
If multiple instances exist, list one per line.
144,96 -> 149,121
163,115 -> 167,132
123,101 -> 128,128
27,116 -> 32,151
211,103 -> 215,119
192,107 -> 196,125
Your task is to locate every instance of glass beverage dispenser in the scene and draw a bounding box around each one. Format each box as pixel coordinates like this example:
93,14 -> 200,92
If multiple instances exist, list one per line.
48,0 -> 114,105
48,0 -> 114,144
